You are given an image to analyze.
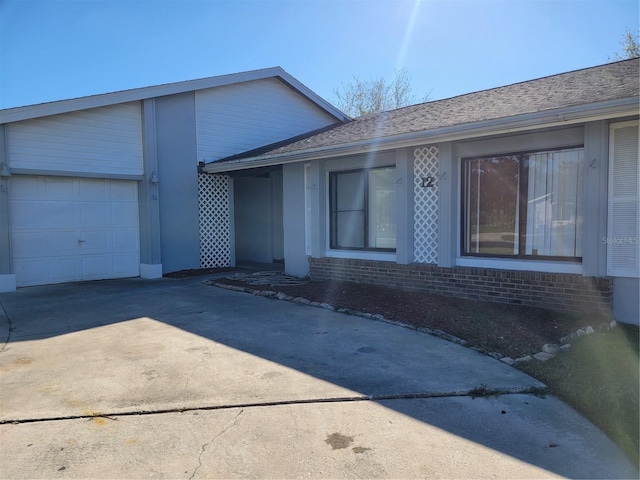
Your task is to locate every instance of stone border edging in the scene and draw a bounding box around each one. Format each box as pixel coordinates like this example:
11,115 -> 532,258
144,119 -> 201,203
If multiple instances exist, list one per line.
208,281 -> 618,367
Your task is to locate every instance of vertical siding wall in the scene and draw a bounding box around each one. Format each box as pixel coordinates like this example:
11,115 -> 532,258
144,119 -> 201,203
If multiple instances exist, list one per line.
195,78 -> 337,162
155,93 -> 200,273
6,103 -> 143,175
309,257 -> 612,316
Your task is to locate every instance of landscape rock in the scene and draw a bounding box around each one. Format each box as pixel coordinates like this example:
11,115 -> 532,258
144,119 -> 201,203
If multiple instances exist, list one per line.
276,292 -> 289,300
500,357 -> 515,365
487,352 -> 502,360
576,329 -> 587,337
584,326 -> 595,335
440,333 -> 463,344
319,303 -> 335,311
609,320 -> 617,329
560,344 -> 571,352
514,355 -> 532,364
542,343 -> 561,355
292,297 -> 311,305
533,352 -> 554,362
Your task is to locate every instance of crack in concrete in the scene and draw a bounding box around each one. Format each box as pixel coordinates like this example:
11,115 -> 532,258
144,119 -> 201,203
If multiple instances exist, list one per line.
0,386 -> 547,425
0,303 -> 13,354
189,408 -> 243,480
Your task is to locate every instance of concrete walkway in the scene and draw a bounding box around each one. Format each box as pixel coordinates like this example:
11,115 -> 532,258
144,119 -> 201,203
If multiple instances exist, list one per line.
0,276 -> 637,479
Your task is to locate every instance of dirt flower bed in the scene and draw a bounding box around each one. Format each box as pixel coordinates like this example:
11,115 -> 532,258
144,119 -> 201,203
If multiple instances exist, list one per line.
215,277 -> 606,359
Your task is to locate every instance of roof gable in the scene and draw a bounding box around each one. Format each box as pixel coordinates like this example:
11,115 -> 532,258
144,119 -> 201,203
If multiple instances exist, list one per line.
0,67 -> 349,124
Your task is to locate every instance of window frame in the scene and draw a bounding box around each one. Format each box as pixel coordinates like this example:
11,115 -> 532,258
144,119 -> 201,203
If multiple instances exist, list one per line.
329,165 -> 397,252
460,145 -> 584,263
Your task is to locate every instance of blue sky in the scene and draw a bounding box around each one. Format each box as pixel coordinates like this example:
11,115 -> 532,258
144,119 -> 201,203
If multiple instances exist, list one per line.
1,0 -> 638,110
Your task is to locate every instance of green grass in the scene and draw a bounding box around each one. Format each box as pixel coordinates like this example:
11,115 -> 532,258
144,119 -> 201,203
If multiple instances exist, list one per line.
518,324 -> 639,468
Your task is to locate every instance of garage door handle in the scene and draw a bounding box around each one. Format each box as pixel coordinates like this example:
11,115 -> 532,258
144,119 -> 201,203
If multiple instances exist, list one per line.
78,240 -> 86,243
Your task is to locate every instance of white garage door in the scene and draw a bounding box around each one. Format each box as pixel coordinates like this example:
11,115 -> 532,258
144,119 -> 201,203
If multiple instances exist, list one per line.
10,176 -> 140,287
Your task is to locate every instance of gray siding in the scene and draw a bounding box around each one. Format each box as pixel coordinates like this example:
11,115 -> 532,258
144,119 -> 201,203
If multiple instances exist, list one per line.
6,103 -> 143,176
196,78 -> 337,162
155,93 -> 200,273
613,278 -> 640,326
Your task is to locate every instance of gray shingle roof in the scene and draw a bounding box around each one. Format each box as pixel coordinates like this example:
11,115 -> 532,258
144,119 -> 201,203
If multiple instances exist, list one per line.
234,58 -> 639,160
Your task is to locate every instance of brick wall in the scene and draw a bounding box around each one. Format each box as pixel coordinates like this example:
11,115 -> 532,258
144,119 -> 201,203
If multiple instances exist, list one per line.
309,257 -> 612,315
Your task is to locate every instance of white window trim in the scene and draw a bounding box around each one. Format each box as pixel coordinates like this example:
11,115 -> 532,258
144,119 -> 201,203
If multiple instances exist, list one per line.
325,165 -> 398,253
456,256 -> 583,274
454,151 -> 584,275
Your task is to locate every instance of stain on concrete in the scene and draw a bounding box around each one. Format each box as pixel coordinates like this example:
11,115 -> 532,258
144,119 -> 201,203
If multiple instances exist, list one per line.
352,446 -> 372,454
357,347 -> 376,353
0,357 -> 34,371
142,369 -> 159,380
325,432 -> 354,450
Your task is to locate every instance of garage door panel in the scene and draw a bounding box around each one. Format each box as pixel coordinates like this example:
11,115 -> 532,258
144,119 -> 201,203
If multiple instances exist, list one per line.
113,229 -> 139,251
46,202 -> 78,227
80,203 -> 109,225
110,180 -> 137,201
45,177 -> 76,199
112,253 -> 140,276
111,203 -> 138,227
49,257 -> 82,283
11,232 -> 49,257
82,256 -> 110,279
80,230 -> 110,253
10,176 -> 140,287
48,231 -> 79,255
79,178 -> 108,200
10,176 -> 45,200
13,260 -> 50,286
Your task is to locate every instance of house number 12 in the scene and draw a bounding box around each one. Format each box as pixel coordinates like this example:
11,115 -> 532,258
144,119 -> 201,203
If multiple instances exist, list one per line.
421,176 -> 435,188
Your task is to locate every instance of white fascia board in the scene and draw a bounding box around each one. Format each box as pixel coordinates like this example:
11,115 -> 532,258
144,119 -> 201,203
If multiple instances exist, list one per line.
203,97 -> 639,174
0,67 -> 348,124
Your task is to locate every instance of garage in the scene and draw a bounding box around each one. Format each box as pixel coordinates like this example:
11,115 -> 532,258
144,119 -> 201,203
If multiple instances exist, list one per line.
10,175 -> 140,287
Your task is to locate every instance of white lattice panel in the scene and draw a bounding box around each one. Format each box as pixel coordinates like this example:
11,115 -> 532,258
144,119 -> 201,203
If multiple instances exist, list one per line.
414,146 -> 439,264
198,174 -> 232,268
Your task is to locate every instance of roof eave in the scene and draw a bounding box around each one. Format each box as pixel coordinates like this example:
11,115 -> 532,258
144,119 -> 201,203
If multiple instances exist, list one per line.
203,96 -> 639,174
0,67 -> 349,124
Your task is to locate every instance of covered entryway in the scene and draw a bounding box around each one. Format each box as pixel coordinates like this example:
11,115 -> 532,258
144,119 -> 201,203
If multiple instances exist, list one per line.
9,175 -> 140,287
232,166 -> 284,265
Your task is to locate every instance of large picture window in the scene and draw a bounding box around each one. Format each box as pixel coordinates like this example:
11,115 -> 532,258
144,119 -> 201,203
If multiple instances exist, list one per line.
329,167 -> 396,250
462,147 -> 583,260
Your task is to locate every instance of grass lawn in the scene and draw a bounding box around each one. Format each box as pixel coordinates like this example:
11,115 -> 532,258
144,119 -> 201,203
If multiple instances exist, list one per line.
518,323 -> 639,468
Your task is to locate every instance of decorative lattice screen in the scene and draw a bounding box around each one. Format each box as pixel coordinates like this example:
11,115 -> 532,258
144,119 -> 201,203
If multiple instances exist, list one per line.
414,146 -> 439,264
198,173 -> 232,268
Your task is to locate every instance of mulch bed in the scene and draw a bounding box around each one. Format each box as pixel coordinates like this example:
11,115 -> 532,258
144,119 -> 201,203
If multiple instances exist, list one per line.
214,275 -> 606,359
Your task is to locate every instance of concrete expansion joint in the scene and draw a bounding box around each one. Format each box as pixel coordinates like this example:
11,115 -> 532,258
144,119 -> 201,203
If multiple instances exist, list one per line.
189,408 -> 244,480
0,387 -> 549,426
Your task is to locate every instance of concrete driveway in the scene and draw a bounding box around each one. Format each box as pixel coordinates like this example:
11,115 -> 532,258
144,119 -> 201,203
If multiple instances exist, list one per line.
0,275 -> 637,479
